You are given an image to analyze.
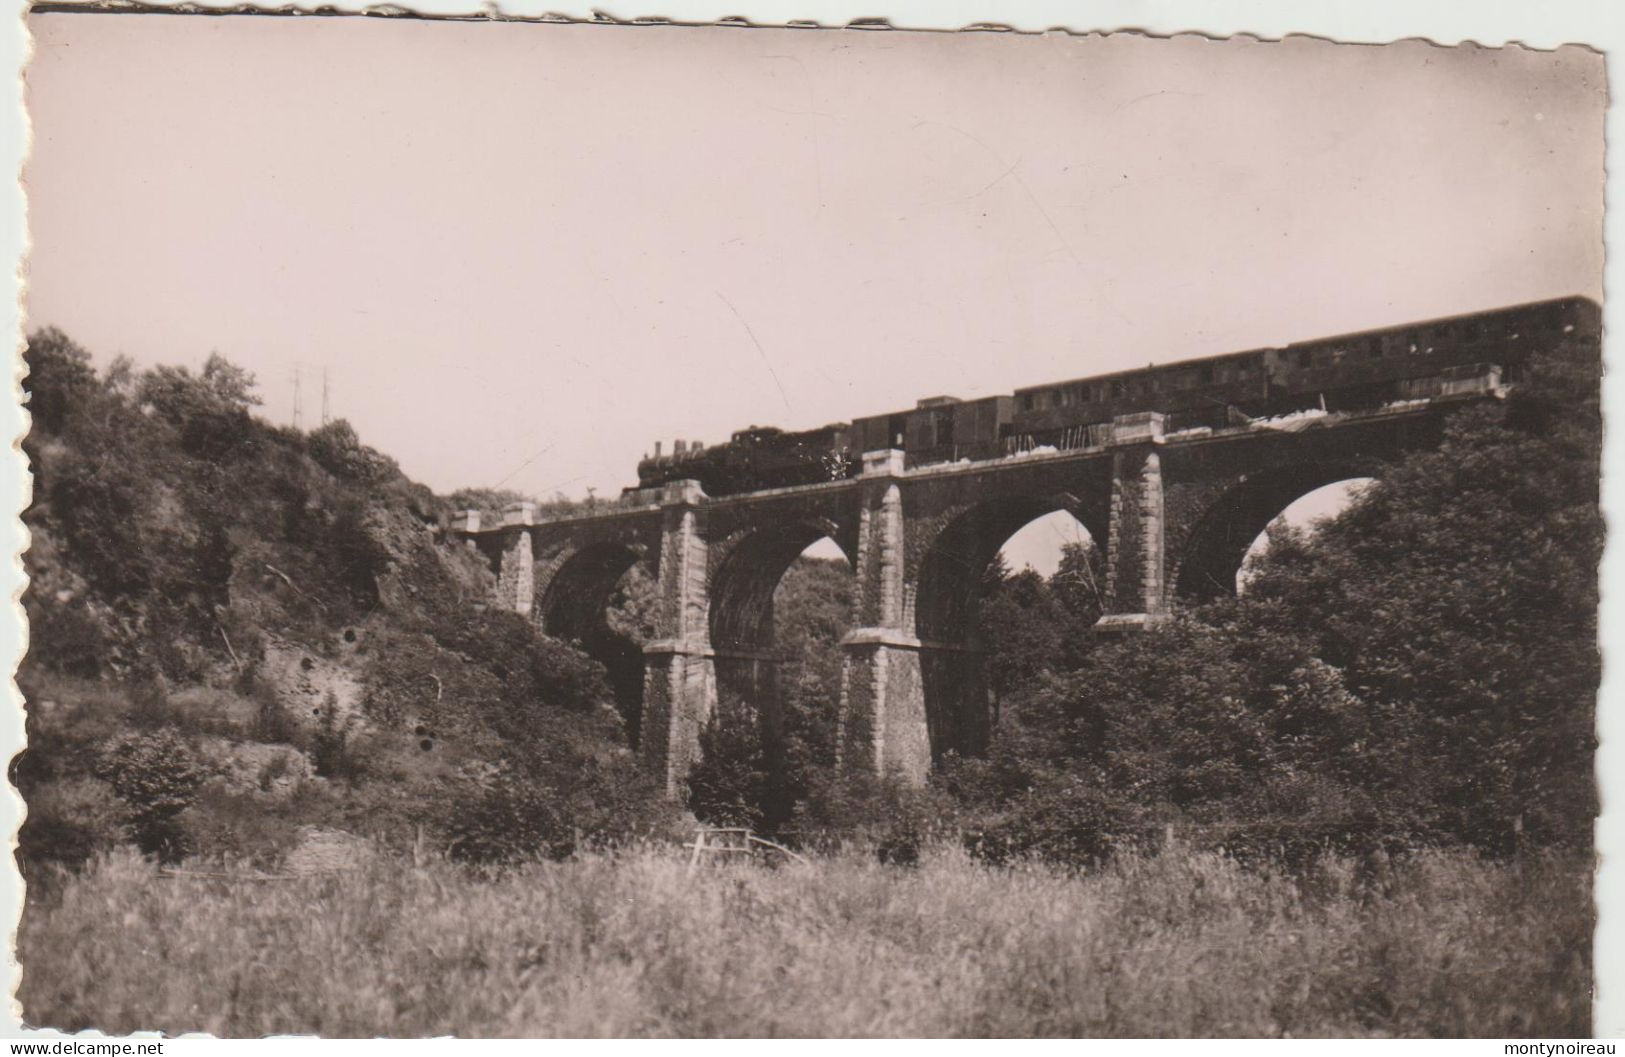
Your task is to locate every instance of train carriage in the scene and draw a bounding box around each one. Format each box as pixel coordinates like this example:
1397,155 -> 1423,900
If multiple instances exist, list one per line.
627,297 -> 1597,496
850,395 -> 1015,469
1009,347 -> 1273,445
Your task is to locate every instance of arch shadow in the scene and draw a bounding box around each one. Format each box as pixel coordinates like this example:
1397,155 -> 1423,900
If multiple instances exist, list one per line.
538,542 -> 649,746
711,521 -> 852,654
1174,463 -> 1376,604
708,523 -> 854,753
914,494 -> 1095,761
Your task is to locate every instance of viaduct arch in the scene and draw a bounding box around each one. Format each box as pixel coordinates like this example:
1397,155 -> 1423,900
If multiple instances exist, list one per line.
533,539 -> 649,742
454,393 -> 1482,794
707,519 -> 854,760
1172,461 -> 1379,603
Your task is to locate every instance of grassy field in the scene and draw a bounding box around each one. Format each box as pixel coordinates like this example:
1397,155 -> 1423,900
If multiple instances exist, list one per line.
17,843 -> 1590,1038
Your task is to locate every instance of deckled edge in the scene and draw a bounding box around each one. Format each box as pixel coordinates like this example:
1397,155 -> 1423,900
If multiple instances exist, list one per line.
5,0 -> 30,1037
1,1 -> 1618,1040
10,1 -> 1615,56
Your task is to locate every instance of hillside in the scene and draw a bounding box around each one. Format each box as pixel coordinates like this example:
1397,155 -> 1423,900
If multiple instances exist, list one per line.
16,329 -> 676,875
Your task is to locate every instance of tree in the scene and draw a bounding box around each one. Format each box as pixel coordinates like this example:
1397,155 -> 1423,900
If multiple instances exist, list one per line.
769,557 -> 853,826
201,352 -> 262,408
94,730 -> 212,861
134,353 -> 263,461
685,703 -> 771,830
24,327 -> 98,435
948,610 -> 1382,865
1238,348 -> 1601,850
979,566 -> 1062,727
951,341 -> 1601,862
308,419 -> 400,483
138,353 -> 260,425
1051,540 -> 1106,668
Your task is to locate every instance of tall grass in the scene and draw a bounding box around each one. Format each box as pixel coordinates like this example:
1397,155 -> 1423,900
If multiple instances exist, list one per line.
18,844 -> 1589,1038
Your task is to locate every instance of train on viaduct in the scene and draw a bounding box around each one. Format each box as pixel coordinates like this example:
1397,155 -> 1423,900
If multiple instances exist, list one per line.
450,296 -> 1599,793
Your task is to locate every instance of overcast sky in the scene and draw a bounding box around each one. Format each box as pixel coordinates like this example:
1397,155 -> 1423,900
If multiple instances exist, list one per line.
23,16 -> 1604,527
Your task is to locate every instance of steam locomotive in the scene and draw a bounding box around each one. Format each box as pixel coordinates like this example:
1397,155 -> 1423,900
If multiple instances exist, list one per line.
630,296 -> 1599,498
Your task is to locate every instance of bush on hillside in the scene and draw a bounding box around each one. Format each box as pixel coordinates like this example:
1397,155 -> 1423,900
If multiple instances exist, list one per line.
19,327 -> 675,871
25,597 -> 111,679
23,328 -> 99,436
443,769 -> 576,865
443,742 -> 677,866
93,730 -> 213,861
16,777 -> 130,875
422,605 -> 614,723
308,419 -> 400,484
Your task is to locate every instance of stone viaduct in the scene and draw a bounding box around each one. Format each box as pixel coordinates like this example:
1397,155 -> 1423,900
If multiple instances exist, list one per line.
451,367 -> 1508,794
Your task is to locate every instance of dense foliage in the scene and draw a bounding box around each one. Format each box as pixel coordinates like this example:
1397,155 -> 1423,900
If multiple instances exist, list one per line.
19,329 -> 676,875
92,729 -> 213,861
951,346 -> 1600,863
683,343 -> 1600,864
682,556 -> 852,832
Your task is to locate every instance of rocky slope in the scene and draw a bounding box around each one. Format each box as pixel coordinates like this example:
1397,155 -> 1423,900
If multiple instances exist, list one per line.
16,329 -> 673,874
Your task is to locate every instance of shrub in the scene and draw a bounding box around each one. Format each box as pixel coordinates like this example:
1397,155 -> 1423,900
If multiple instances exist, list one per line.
443,770 -> 575,866
532,637 -> 615,715
955,769 -> 1138,868
257,751 -> 296,791
248,674 -> 302,745
684,705 -> 769,831
93,730 -> 213,861
23,596 -> 109,679
308,419 -> 399,484
420,605 -> 614,733
324,496 -> 391,610
791,769 -> 958,860
508,711 -> 681,849
118,685 -> 167,740
310,692 -> 359,780
175,787 -> 305,869
16,777 -> 130,874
